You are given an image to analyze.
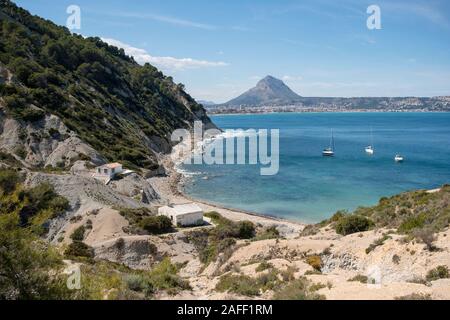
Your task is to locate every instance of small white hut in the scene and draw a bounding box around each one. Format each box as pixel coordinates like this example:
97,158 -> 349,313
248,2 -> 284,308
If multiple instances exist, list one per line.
158,203 -> 204,227
93,163 -> 123,183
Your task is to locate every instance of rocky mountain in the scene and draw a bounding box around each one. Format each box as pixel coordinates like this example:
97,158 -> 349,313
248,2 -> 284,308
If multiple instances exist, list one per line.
217,76 -> 450,111
225,75 -> 302,106
0,0 -> 215,173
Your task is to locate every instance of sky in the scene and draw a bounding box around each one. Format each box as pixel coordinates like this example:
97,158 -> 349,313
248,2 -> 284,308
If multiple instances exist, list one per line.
14,0 -> 450,102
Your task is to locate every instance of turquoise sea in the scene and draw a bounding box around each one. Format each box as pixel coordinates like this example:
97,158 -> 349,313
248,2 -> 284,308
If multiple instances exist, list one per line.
182,113 -> 450,223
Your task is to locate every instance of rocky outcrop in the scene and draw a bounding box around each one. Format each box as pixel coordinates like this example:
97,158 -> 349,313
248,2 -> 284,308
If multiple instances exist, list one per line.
25,172 -> 152,241
0,112 -> 105,168
108,173 -> 160,204
93,236 -> 158,270
93,233 -> 197,270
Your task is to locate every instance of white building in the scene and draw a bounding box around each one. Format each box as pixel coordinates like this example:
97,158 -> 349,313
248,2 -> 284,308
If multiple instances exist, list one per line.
93,162 -> 123,182
158,203 -> 204,227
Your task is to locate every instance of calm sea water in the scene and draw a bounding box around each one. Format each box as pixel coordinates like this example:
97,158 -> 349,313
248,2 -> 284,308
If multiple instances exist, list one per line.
182,113 -> 450,223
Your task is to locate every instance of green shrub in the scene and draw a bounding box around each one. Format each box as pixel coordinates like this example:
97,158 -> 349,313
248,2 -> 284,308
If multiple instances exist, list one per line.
335,215 -> 373,235
0,169 -> 21,194
255,261 -> 273,272
118,207 -> 156,233
124,274 -> 146,292
254,226 -> 280,241
365,235 -> 391,254
206,212 -> 255,239
145,258 -> 191,294
426,265 -> 449,282
70,225 -> 86,241
329,210 -> 347,222
347,275 -> 368,283
272,278 -> 326,300
0,212 -> 73,299
392,254 -> 401,264
304,270 -> 321,275
64,241 -> 94,258
398,213 -> 427,233
236,221 -> 256,239
305,255 -> 322,271
215,274 -> 261,296
413,228 -> 437,251
395,293 -> 432,300
139,215 -> 173,235
20,182 -> 70,222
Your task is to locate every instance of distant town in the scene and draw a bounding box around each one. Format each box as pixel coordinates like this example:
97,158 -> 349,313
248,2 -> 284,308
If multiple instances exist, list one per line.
203,76 -> 450,114
206,96 -> 450,115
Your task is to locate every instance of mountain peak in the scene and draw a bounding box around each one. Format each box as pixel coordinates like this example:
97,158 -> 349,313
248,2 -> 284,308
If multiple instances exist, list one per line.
225,76 -> 301,106
257,75 -> 284,87
260,75 -> 278,82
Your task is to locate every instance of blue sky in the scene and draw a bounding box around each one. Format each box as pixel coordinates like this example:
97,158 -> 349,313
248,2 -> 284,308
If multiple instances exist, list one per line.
14,0 -> 450,102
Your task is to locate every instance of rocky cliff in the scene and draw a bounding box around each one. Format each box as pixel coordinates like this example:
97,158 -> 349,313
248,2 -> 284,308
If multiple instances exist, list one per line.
0,0 -> 215,172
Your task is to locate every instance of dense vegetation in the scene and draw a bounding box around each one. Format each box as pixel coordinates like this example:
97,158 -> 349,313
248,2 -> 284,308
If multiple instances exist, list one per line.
0,0 -> 211,169
302,186 -> 450,240
0,169 -> 72,299
118,207 -> 174,235
0,169 -> 69,232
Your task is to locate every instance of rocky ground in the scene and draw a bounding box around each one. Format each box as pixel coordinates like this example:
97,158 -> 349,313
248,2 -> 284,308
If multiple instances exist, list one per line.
1,119 -> 449,299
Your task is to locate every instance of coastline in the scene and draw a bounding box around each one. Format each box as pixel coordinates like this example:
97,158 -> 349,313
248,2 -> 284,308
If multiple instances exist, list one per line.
207,110 -> 450,116
149,143 -> 305,238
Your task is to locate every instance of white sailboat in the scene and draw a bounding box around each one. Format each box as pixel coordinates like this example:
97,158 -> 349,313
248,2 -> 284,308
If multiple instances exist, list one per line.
322,129 -> 335,157
365,127 -> 374,155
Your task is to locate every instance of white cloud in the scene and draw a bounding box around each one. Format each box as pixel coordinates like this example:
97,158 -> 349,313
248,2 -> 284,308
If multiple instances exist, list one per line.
102,38 -> 229,71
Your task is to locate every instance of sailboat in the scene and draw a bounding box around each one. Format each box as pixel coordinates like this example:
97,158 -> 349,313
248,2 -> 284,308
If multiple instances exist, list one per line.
322,129 -> 335,157
365,127 -> 374,155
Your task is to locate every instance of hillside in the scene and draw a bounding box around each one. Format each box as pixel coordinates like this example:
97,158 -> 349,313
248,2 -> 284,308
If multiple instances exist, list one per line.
225,75 -> 302,106
0,0 -> 214,171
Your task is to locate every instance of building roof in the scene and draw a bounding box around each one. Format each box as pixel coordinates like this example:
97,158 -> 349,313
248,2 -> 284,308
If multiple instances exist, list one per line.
163,203 -> 203,216
97,162 -> 122,169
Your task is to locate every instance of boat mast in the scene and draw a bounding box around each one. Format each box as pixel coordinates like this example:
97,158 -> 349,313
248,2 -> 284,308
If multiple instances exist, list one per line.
331,129 -> 335,150
370,127 -> 374,148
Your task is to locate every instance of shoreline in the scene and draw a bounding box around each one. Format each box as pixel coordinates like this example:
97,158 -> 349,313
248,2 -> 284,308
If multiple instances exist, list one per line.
207,110 -> 450,116
149,145 -> 305,237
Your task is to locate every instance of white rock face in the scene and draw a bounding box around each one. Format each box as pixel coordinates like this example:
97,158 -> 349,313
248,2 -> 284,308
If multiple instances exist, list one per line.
0,112 -> 105,167
93,236 -> 157,270
24,172 -> 157,241
108,173 -> 160,204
